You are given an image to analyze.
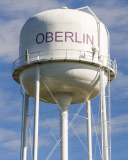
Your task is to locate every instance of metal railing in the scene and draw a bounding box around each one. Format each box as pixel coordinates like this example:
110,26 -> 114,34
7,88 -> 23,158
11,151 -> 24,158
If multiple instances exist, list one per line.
12,49 -> 116,74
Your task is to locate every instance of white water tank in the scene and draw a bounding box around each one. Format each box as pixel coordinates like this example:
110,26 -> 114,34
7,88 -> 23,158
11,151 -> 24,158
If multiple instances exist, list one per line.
13,8 -> 115,104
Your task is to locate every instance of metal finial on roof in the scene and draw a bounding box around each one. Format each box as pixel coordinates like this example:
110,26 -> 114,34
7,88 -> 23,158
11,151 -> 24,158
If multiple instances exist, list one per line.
60,6 -> 68,9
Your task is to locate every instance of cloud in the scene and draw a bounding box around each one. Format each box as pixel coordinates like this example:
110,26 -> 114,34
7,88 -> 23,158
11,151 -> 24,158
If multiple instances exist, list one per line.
111,114 -> 128,133
2,139 -> 20,151
0,19 -> 24,63
0,97 -> 21,122
0,0 -> 63,63
0,128 -> 21,154
0,127 -> 51,154
0,87 -> 22,125
91,0 -> 128,28
27,135 -> 51,149
40,117 -> 59,133
69,121 -> 87,137
0,128 -> 20,143
111,71 -> 128,100
0,0 -> 62,17
89,0 -> 128,58
38,137 -> 51,147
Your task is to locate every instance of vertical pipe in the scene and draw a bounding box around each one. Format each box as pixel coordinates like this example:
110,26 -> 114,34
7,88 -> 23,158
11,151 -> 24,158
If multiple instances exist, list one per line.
20,87 -> 24,160
22,93 -> 29,160
86,101 -> 92,160
60,110 -> 62,160
60,106 -> 68,160
98,21 -> 101,61
100,68 -> 109,160
55,93 -> 72,160
100,68 -> 104,160
33,64 -> 40,160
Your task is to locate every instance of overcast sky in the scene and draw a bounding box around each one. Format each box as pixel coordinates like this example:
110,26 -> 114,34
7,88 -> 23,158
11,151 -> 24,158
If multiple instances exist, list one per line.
0,0 -> 128,160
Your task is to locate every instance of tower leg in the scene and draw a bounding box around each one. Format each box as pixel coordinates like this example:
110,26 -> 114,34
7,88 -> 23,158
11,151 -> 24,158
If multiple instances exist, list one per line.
55,93 -> 72,160
100,68 -> 109,160
60,106 -> 68,160
33,64 -> 40,160
22,93 -> 29,160
86,100 -> 92,160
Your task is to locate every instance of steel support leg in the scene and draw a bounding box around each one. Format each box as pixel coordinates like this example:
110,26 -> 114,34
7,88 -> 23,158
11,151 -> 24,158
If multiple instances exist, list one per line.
22,93 -> 29,160
86,101 -> 92,160
60,107 -> 68,160
33,64 -> 40,160
100,68 -> 109,160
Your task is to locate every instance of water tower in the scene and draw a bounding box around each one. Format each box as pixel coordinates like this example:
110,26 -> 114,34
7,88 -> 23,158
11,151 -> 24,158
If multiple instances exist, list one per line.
12,6 -> 117,160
